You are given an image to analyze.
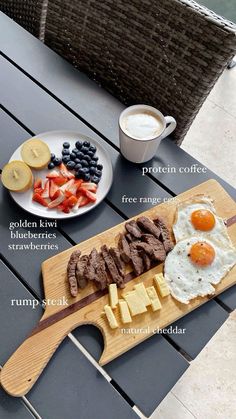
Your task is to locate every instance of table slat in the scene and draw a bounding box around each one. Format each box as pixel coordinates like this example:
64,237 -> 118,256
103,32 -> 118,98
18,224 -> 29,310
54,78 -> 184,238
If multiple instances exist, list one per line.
0,260 -> 137,419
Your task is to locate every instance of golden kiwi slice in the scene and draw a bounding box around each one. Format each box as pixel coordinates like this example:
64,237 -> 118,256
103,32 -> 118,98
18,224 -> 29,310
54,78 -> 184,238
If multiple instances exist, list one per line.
2,161 -> 33,192
21,139 -> 51,169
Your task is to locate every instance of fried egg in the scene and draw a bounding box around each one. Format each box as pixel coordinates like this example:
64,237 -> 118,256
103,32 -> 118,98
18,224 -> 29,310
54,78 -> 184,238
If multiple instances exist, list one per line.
173,195 -> 231,245
164,236 -> 236,304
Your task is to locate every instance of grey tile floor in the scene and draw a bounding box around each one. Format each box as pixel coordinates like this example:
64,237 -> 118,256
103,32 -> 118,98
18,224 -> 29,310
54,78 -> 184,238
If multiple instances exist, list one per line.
181,68 -> 236,189
150,68 -> 236,419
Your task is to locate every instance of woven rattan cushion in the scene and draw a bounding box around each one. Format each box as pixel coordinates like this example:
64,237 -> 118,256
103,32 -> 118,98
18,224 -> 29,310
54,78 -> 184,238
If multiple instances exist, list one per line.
0,0 -> 44,37
47,1 -> 235,143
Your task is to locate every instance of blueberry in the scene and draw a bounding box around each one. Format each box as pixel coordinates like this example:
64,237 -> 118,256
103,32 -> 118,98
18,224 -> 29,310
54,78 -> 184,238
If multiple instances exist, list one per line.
83,140 -> 90,148
75,171 -> 82,179
48,162 -> 55,170
75,163 -> 82,171
54,157 -> 62,166
62,155 -> 70,163
63,142 -> 70,149
81,146 -> 89,153
62,149 -> 70,155
78,168 -> 86,177
87,150 -> 95,158
95,170 -> 102,178
81,159 -> 89,167
89,145 -> 97,153
66,161 -> 76,170
70,152 -> 77,160
90,160 -> 97,167
77,152 -> 84,160
97,164 -> 103,170
83,167 -> 90,174
83,173 -> 91,182
75,140 -> 83,149
93,156 -> 99,162
72,148 -> 78,155
89,166 -> 96,175
51,153 -> 56,161
83,155 -> 91,162
91,175 -> 100,184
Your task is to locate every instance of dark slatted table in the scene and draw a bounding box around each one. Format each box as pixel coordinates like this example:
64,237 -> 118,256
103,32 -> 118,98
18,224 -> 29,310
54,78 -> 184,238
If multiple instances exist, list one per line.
0,12 -> 235,419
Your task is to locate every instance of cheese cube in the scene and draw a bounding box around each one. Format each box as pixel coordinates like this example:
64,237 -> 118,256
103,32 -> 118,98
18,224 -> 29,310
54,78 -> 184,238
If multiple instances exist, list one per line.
109,283 -> 118,309
146,286 -> 162,311
134,283 -> 151,306
154,273 -> 170,297
118,299 -> 132,324
124,291 -> 147,316
104,305 -> 118,329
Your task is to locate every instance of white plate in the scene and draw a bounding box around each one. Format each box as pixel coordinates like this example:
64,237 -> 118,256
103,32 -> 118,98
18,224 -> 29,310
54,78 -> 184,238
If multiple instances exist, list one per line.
9,130 -> 113,219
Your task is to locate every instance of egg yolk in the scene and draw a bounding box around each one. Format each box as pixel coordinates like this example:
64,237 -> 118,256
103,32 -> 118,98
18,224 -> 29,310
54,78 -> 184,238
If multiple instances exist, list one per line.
190,242 -> 215,267
191,209 -> 215,231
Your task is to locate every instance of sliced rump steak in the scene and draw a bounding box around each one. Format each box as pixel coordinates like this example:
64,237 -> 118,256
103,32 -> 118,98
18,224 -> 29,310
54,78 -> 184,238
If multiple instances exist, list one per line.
76,255 -> 89,289
142,234 -> 166,262
118,234 -> 131,263
137,216 -> 160,238
101,245 -> 125,288
153,216 -> 174,253
125,220 -> 142,238
129,243 -> 144,276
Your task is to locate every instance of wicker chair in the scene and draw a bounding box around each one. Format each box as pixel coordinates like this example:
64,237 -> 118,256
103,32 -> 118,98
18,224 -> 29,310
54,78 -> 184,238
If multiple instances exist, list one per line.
0,0 -> 44,37
43,0 -> 236,145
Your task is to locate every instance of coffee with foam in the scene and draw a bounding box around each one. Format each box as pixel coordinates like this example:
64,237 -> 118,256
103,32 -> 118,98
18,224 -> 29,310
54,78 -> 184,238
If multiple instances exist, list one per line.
121,110 -> 164,140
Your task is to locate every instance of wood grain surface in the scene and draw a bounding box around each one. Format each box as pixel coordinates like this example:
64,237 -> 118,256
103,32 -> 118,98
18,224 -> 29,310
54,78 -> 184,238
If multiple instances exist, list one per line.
1,179 -> 236,397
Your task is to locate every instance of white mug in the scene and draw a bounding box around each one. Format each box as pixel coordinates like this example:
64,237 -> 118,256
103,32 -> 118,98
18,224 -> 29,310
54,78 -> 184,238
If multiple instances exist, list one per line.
119,104 -> 176,163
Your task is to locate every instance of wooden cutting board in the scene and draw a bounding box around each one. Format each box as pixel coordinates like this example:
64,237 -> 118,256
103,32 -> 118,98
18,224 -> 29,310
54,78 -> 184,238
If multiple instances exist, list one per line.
1,179 -> 236,397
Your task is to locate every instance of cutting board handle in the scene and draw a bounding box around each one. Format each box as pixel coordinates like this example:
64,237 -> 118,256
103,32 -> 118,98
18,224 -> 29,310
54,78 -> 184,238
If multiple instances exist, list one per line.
0,318 -> 70,397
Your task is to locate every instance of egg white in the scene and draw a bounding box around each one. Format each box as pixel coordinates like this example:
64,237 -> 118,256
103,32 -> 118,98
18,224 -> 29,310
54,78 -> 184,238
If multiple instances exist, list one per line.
173,196 -> 231,246
164,236 -> 236,304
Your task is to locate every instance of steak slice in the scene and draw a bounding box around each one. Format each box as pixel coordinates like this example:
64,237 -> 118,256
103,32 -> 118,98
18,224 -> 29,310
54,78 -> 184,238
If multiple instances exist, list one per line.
142,234 -> 166,262
134,241 -> 153,257
84,248 -> 98,281
125,233 -> 138,243
125,220 -> 142,238
129,243 -> 144,276
118,234 -> 131,263
94,252 -> 109,290
67,250 -> 81,297
76,255 -> 89,289
101,245 -> 125,288
109,247 -> 125,277
142,252 -> 152,271
153,217 -> 174,253
137,216 -> 160,238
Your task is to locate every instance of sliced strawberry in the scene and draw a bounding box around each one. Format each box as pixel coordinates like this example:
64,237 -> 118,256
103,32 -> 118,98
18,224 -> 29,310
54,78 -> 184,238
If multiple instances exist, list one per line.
48,191 -> 65,208
67,196 -> 78,208
59,163 -> 74,179
32,193 -> 48,207
53,176 -> 68,186
60,179 -> 74,193
78,187 -> 97,202
49,180 -> 59,199
65,190 -> 74,198
51,189 -> 61,200
74,179 -> 83,188
34,187 -> 43,194
34,178 -> 42,189
81,182 -> 97,192
41,180 -> 50,198
77,196 -> 90,207
46,170 -> 60,179
85,190 -> 97,202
